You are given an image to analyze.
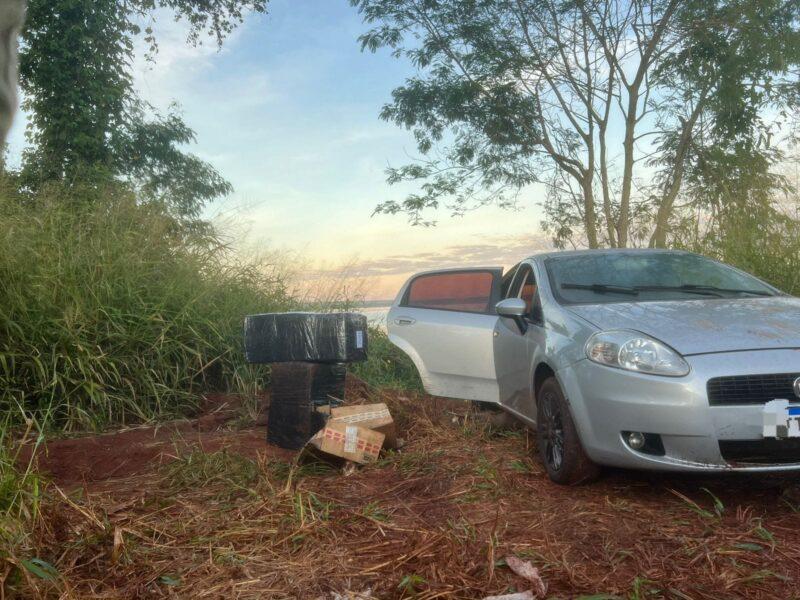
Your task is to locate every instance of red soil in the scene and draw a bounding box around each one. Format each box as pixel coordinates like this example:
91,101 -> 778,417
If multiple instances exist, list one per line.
20,393 -> 294,487
21,374 -> 374,488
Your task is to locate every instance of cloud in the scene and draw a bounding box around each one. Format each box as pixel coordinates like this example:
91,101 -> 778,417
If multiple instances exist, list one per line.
300,232 -> 552,281
289,232 -> 553,300
338,233 -> 553,277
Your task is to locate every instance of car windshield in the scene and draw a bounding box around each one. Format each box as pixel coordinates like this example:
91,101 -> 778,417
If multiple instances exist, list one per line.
545,252 -> 777,305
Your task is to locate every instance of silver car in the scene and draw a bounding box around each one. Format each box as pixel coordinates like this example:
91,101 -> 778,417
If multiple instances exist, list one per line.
388,249 -> 800,484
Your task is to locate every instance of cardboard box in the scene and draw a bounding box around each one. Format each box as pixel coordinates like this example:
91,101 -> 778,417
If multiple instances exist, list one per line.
307,420 -> 385,464
326,403 -> 397,449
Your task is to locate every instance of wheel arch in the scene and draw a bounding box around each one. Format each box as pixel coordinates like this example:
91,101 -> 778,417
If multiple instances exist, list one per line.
533,361 -> 557,402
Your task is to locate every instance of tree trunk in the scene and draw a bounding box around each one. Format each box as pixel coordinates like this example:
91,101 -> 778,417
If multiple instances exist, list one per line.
650,99 -> 708,247
617,104 -> 638,248
598,126 -> 617,247
583,177 -> 599,248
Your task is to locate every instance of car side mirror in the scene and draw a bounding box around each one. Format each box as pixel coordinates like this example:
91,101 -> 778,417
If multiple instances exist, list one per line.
496,298 -> 528,334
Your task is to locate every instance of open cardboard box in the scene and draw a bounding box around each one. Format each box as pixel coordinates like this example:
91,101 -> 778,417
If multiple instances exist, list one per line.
306,403 -> 396,465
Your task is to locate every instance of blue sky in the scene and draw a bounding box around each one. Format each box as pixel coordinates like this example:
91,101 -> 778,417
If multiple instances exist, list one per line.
7,0 -> 549,299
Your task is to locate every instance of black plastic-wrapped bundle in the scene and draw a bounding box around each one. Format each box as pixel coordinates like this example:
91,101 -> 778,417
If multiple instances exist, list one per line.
267,362 -> 345,449
244,312 -> 368,364
311,363 -> 346,407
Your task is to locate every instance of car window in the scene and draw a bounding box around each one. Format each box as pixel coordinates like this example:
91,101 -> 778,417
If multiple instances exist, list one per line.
405,270 -> 496,313
545,252 -> 776,305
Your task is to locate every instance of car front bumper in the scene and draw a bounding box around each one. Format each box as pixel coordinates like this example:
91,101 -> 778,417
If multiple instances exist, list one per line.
559,348 -> 800,472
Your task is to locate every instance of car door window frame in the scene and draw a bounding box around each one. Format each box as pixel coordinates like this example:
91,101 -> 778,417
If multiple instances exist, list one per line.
505,265 -> 527,299
507,263 -> 544,325
501,263 -> 520,299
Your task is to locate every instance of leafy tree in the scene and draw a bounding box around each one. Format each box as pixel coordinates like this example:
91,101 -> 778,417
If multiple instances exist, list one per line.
649,0 -> 800,247
18,0 -> 266,218
352,0 -> 800,248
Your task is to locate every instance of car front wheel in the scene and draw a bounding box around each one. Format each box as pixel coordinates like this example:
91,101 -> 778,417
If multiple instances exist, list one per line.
536,377 -> 600,485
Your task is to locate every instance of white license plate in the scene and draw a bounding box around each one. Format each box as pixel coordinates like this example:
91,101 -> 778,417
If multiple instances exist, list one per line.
763,399 -> 800,438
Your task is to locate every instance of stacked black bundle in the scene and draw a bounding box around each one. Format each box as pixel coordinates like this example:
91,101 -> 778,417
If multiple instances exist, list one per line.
267,363 -> 334,450
311,363 -> 347,407
243,312 -> 368,364
244,312 -> 367,450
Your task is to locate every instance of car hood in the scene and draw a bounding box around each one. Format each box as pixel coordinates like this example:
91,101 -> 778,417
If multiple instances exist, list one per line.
567,296 -> 800,356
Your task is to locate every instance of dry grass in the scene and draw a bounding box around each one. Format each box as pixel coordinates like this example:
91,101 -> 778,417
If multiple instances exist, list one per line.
9,380 -> 800,599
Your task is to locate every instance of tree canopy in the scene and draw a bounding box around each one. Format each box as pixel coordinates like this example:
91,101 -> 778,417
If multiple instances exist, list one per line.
352,0 -> 800,248
17,0 -> 267,219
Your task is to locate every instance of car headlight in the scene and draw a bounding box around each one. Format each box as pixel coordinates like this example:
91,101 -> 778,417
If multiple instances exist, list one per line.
585,330 -> 690,377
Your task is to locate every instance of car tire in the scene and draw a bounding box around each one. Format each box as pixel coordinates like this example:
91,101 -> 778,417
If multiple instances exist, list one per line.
536,377 -> 600,485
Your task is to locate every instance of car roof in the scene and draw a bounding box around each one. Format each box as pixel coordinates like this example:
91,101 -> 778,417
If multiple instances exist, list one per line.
526,248 -> 694,261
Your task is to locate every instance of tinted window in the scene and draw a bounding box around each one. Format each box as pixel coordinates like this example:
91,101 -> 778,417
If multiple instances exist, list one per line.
406,271 -> 495,313
546,252 -> 775,305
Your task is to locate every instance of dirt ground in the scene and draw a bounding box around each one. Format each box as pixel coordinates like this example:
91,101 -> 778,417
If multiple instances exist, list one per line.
13,377 -> 800,599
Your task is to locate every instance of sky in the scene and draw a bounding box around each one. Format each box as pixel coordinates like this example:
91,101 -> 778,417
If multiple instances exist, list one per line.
6,0 -> 551,301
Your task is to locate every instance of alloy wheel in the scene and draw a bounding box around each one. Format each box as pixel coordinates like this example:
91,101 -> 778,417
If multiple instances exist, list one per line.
540,391 -> 565,471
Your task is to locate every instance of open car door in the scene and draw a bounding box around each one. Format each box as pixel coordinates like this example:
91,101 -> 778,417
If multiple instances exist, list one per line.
387,267 -> 503,403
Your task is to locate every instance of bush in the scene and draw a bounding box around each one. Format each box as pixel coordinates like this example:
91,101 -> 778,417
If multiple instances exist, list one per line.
714,213 -> 800,295
0,184 -> 294,430
677,205 -> 800,295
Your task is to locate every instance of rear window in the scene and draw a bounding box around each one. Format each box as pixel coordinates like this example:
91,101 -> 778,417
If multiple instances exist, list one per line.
405,271 -> 495,313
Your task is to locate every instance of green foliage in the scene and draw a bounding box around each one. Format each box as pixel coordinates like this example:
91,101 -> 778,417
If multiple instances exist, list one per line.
397,573 -> 426,596
0,415 -> 46,578
130,0 -> 268,49
352,0 -> 800,248
361,500 -> 390,522
19,558 -> 59,582
709,214 -> 800,295
18,0 -> 266,219
0,435 -> 43,534
20,0 -> 128,182
350,327 -> 422,392
0,183 -> 293,430
674,192 -> 800,294
649,0 -> 800,246
666,0 -> 800,142
115,104 -> 233,220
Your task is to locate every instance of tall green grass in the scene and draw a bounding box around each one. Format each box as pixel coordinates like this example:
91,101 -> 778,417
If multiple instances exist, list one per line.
0,411 -> 46,575
0,426 -> 43,528
0,184 -> 294,430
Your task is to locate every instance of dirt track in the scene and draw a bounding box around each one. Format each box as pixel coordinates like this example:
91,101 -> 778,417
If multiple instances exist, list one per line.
17,377 -> 800,599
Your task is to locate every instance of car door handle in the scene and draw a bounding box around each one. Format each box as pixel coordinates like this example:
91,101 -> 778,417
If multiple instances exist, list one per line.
394,317 -> 416,326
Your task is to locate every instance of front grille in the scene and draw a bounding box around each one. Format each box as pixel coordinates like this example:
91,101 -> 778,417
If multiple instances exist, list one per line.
707,373 -> 800,406
720,439 -> 800,465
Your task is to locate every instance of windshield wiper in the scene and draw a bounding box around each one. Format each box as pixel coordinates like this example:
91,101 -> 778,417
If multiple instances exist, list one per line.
561,283 -> 639,296
634,284 -> 772,297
